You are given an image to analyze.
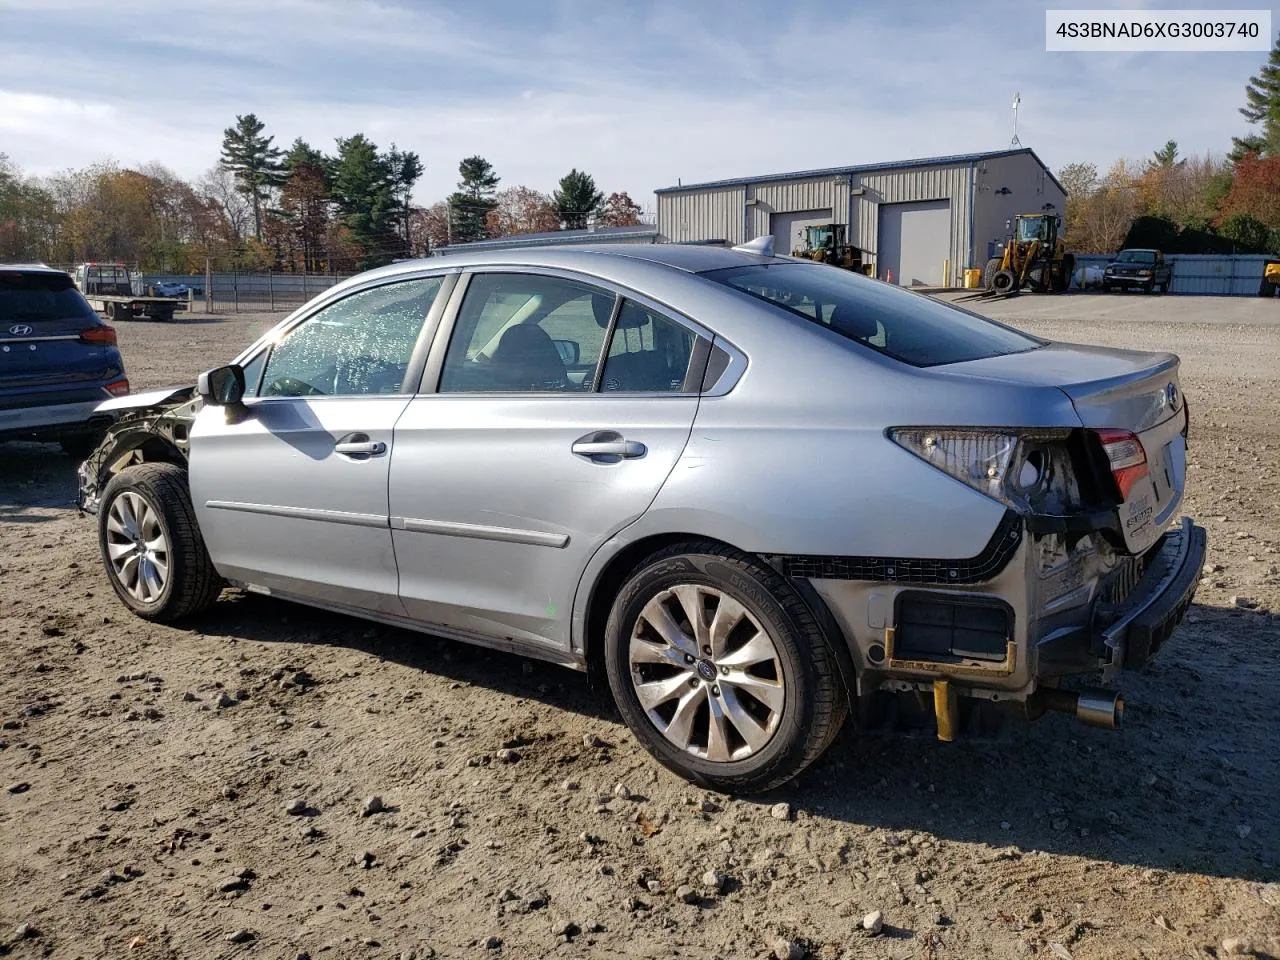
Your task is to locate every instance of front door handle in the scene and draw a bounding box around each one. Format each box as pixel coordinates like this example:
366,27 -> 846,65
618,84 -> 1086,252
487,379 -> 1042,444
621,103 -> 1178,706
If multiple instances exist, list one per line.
334,433 -> 387,458
572,433 -> 646,461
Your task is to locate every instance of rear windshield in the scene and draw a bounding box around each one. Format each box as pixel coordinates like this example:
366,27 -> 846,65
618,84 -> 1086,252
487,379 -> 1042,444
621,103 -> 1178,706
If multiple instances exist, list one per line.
0,271 -> 97,324
702,262 -> 1042,367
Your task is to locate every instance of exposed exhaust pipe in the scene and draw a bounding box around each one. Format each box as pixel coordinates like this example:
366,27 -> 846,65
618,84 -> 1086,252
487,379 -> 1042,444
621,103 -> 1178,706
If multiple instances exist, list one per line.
1033,687 -> 1125,729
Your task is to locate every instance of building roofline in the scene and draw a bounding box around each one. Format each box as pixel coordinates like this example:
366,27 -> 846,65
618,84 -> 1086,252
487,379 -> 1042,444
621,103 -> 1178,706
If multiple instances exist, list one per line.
656,147 -> 1068,197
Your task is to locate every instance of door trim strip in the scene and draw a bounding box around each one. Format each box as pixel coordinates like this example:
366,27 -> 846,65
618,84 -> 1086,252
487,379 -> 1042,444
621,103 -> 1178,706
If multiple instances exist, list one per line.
391,515 -> 569,549
205,500 -> 388,529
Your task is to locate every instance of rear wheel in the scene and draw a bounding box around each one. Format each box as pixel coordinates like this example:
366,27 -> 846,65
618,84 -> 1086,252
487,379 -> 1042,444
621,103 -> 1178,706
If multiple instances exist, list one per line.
604,541 -> 848,793
97,463 -> 223,622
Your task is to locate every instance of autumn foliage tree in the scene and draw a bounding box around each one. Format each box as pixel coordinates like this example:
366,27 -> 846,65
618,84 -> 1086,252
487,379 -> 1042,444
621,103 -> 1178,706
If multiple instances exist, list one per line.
597,191 -> 643,227
1217,152 -> 1280,229
486,186 -> 558,236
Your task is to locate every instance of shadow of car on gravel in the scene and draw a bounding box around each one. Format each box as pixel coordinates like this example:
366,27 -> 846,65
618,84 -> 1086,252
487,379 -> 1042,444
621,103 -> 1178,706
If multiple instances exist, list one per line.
187,588 -> 1279,885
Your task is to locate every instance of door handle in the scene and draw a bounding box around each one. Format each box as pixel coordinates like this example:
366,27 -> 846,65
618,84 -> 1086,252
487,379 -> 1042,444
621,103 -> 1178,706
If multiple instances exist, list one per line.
572,435 -> 646,461
334,433 -> 387,457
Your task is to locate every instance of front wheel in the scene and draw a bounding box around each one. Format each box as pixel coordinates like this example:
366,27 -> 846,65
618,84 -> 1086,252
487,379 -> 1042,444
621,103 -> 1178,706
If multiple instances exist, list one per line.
98,463 -> 223,621
604,541 -> 848,793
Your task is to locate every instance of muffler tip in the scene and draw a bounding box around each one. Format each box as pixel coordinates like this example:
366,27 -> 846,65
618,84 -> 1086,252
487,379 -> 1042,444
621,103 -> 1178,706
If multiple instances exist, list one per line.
1075,689 -> 1124,729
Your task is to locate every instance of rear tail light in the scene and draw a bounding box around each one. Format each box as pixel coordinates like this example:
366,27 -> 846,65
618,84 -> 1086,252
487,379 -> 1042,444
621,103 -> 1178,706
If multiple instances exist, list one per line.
104,378 -> 130,397
888,428 -> 1084,513
80,325 -> 117,346
1094,428 -> 1148,499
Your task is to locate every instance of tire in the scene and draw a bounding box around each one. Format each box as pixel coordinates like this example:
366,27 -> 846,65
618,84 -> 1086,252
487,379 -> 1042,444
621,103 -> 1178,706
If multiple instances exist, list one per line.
1101,281 -> 1112,293
97,463 -> 223,622
1054,254 -> 1075,293
1143,281 -> 1154,295
991,269 -> 1019,296
604,540 -> 848,793
981,257 -> 1002,290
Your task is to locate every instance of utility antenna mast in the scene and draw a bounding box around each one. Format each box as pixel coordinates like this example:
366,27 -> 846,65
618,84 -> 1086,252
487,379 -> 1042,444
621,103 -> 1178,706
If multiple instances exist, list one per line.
1010,92 -> 1022,147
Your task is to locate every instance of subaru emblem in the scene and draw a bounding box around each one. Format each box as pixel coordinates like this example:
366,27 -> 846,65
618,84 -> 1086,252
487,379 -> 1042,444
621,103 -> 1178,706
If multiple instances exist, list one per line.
8,323 -> 32,336
1165,382 -> 1180,411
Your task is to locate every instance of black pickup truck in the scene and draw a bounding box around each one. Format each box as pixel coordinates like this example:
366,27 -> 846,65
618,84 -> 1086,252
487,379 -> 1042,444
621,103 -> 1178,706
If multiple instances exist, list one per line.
1102,249 -> 1173,294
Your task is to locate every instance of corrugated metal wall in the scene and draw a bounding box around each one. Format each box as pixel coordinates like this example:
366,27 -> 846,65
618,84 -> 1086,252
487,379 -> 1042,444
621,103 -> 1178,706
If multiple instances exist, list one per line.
1071,254 -> 1271,295
854,166 -> 970,276
659,163 -> 975,282
657,186 -> 747,244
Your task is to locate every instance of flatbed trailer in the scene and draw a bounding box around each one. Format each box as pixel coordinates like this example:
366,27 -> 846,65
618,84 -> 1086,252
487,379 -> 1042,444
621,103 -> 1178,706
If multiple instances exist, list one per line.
72,263 -> 185,322
82,293 -> 183,322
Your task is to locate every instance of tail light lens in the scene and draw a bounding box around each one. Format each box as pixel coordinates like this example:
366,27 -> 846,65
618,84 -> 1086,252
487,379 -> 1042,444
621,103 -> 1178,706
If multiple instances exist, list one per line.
105,378 -> 130,397
1094,428 -> 1148,499
80,325 -> 117,346
889,428 -> 1084,513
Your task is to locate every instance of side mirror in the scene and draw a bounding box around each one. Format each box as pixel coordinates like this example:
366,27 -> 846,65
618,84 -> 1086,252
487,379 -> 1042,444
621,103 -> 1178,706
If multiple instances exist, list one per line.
197,364 -> 245,406
553,339 -> 580,365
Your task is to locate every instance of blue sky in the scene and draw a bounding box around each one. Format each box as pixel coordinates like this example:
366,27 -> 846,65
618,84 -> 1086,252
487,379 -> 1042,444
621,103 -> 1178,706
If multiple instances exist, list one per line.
0,0 -> 1275,206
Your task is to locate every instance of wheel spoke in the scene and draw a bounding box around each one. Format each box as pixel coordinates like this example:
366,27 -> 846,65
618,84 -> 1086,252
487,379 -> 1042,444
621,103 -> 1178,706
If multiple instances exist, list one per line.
634,671 -> 691,711
630,636 -> 687,669
115,494 -> 138,538
107,541 -> 138,562
662,686 -> 706,751
723,671 -> 785,714
705,694 -> 734,762
720,685 -> 774,753
717,632 -> 778,669
670,585 -> 711,649
708,594 -> 749,659
148,553 -> 169,584
638,597 -> 696,658
106,513 -> 130,538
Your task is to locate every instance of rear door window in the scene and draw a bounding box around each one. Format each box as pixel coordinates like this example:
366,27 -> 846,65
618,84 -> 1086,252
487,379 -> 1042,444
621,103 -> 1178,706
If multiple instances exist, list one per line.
599,300 -> 698,392
703,262 -> 1041,367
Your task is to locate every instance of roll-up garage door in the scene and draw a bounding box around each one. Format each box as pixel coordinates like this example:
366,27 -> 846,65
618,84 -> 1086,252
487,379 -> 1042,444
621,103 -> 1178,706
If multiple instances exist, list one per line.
877,200 -> 951,286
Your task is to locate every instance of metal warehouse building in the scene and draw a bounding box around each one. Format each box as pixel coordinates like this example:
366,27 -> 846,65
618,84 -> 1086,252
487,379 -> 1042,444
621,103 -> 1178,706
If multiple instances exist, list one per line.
656,148 -> 1067,287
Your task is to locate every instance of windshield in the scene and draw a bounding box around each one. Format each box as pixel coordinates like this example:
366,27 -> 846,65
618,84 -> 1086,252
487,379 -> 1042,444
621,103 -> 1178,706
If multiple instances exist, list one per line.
0,271 -> 98,323
1117,250 -> 1157,263
1016,217 -> 1050,242
703,262 -> 1042,367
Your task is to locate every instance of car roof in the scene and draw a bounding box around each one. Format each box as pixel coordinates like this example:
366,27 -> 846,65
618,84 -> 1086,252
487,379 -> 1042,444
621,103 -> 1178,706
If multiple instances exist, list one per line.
1118,248 -> 1160,254
0,262 -> 65,274
367,243 -> 780,282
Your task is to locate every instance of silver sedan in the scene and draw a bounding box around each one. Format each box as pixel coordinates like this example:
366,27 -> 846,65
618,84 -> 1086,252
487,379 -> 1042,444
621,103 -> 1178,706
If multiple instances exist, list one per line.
77,242 -> 1206,792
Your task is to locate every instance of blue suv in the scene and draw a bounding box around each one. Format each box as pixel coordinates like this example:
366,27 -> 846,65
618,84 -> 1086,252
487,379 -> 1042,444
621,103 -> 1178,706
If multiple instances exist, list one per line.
1,263 -> 129,458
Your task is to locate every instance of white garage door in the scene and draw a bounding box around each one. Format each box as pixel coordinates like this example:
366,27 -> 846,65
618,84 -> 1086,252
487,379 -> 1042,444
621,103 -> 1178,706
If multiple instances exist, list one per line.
771,210 -> 833,257
878,200 -> 951,286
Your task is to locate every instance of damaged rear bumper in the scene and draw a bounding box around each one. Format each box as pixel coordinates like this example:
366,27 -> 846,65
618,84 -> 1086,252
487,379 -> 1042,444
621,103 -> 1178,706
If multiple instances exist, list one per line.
1097,517 -> 1206,676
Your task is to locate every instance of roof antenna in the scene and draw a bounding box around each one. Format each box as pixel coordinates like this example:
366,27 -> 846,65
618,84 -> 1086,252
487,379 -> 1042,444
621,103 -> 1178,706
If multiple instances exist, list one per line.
1010,92 -> 1022,147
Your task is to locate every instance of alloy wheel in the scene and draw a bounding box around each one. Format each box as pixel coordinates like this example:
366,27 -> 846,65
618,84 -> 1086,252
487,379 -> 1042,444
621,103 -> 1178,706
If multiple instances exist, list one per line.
628,584 -> 785,762
104,491 -> 169,604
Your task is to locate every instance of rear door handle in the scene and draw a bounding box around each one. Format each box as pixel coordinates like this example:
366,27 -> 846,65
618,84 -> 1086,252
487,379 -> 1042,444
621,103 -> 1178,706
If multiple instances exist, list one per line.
334,433 -> 387,457
572,433 -> 646,461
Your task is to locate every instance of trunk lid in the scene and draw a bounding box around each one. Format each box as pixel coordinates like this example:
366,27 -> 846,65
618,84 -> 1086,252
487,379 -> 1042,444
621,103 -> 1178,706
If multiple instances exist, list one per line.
941,342 -> 1188,554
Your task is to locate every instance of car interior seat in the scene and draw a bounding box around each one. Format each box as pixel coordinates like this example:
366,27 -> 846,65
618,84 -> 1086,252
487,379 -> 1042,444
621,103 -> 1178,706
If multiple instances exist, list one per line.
489,323 -> 568,391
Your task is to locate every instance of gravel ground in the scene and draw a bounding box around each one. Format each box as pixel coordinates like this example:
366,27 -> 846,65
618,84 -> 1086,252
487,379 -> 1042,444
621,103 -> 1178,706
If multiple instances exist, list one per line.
2,294 -> 1278,960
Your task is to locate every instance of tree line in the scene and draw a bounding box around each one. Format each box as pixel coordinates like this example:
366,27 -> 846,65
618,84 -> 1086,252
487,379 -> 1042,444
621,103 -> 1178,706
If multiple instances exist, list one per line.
0,113 -> 645,273
1059,33 -> 1280,255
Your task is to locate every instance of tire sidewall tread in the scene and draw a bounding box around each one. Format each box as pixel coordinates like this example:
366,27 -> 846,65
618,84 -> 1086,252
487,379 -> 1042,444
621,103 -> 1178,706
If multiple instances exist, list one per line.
98,462 -> 222,622
604,540 -> 848,794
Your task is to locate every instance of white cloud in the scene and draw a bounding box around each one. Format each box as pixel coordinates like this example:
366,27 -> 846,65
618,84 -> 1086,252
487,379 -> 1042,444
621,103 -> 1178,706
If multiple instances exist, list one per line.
0,0 -> 1266,203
